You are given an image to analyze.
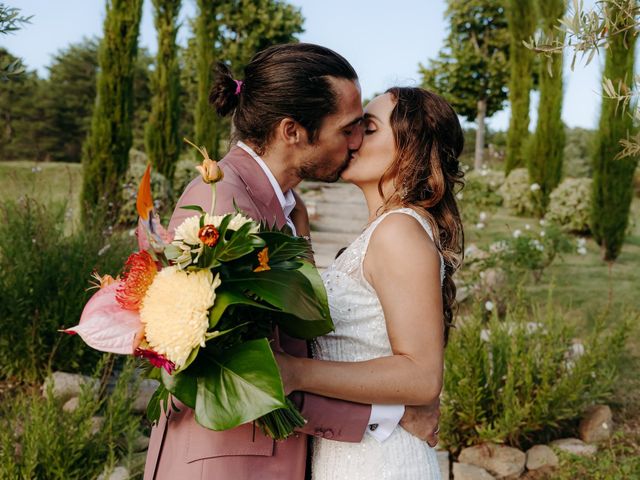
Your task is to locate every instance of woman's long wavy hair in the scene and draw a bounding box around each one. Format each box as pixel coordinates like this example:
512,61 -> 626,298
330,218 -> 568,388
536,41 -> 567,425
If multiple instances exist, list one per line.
379,87 -> 465,343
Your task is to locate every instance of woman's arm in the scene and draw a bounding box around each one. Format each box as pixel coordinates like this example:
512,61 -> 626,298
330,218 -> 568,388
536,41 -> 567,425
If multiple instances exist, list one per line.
278,213 -> 444,406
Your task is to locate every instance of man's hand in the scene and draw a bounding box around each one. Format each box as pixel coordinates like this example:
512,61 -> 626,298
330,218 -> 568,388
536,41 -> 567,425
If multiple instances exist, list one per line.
399,399 -> 441,447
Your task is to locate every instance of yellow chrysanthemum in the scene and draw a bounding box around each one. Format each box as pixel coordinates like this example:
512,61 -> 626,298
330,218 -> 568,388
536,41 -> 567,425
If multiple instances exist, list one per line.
140,266 -> 220,369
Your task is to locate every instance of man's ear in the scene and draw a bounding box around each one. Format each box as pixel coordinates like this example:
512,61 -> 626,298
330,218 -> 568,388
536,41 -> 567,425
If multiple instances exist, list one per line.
277,117 -> 304,146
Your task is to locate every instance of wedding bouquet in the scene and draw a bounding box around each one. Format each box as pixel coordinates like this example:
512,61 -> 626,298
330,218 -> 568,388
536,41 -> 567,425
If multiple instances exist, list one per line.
64,140 -> 333,439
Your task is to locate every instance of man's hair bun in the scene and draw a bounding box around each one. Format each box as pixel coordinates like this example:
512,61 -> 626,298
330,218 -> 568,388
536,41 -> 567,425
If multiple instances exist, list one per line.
209,62 -> 240,117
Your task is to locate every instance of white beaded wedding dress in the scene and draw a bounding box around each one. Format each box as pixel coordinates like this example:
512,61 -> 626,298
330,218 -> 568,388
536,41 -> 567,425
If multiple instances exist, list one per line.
311,208 -> 443,480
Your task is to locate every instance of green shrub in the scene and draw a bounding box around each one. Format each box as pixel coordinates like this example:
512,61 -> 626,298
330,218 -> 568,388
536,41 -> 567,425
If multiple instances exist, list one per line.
0,356 -> 144,480
0,198 -> 134,382
460,225 -> 571,312
173,155 -> 198,197
563,127 -> 594,179
497,224 -> 572,283
545,177 -> 593,234
441,301 -> 630,450
459,168 -> 504,224
499,168 -> 542,216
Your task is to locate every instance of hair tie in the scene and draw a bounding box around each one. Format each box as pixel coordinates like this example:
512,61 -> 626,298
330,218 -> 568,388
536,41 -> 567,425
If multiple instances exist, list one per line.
233,79 -> 244,96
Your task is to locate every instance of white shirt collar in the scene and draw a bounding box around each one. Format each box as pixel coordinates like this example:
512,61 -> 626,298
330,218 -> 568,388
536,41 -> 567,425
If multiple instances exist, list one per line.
236,141 -> 297,232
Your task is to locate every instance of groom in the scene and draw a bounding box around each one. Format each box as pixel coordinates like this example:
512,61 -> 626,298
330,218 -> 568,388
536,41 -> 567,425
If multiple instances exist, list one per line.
144,43 -> 440,480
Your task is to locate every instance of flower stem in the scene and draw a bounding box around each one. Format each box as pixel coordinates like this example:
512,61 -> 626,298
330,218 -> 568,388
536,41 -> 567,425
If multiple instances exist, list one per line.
210,183 -> 217,217
255,398 -> 306,440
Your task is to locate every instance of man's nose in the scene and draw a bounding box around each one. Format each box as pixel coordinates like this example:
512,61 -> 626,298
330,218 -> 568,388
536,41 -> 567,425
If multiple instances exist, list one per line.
349,123 -> 364,150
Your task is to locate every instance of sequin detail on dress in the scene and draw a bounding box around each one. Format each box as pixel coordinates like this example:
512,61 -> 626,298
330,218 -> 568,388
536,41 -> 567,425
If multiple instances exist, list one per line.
311,208 -> 442,480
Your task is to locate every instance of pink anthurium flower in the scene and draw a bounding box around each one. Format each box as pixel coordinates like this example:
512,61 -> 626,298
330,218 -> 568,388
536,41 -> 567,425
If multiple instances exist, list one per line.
62,281 -> 142,355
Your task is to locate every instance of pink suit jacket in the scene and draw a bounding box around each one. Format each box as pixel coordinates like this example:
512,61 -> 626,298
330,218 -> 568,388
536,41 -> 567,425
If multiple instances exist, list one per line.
144,146 -> 371,480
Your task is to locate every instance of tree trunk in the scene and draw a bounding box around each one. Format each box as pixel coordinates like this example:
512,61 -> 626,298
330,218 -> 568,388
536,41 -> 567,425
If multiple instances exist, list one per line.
475,99 -> 486,170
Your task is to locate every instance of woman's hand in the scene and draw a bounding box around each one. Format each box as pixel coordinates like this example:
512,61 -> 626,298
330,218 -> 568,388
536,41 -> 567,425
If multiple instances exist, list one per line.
274,351 -> 300,395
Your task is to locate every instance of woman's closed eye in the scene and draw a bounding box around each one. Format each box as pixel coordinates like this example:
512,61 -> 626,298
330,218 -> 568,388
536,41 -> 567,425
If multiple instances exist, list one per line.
363,117 -> 377,135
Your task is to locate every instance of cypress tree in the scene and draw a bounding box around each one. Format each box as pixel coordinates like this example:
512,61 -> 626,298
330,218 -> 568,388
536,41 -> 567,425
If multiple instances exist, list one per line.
505,0 -> 537,174
81,0 -> 143,221
591,1 -> 638,261
194,0 -> 221,159
145,0 -> 182,184
529,0 -> 566,211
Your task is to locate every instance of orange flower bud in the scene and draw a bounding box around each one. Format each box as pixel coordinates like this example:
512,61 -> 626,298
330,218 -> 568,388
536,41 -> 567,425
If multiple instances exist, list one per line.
254,247 -> 271,272
196,158 -> 224,184
184,137 -> 224,184
198,224 -> 220,247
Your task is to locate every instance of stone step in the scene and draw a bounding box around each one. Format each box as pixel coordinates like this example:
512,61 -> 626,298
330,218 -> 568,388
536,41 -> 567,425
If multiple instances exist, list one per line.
299,182 -> 366,204
311,216 -> 366,235
308,201 -> 368,221
309,230 -> 360,246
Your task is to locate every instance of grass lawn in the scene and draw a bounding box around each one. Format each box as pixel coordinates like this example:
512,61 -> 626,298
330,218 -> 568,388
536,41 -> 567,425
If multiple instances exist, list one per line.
0,161 -> 83,226
464,198 -> 640,336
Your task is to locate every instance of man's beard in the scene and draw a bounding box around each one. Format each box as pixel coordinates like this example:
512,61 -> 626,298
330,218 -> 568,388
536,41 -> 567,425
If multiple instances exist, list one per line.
298,154 -> 352,183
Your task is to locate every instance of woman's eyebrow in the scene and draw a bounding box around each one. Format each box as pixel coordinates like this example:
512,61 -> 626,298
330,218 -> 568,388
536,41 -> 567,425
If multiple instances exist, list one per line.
364,113 -> 380,120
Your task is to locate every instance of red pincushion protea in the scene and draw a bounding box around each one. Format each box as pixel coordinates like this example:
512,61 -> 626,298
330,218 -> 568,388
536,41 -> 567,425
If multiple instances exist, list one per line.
134,347 -> 175,374
116,251 -> 158,311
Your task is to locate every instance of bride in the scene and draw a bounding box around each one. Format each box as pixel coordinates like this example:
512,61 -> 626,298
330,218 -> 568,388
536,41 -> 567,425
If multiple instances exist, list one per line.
276,86 -> 465,480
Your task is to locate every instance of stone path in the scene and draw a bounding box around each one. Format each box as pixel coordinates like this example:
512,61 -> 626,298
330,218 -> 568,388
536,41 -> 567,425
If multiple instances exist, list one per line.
298,181 -> 369,270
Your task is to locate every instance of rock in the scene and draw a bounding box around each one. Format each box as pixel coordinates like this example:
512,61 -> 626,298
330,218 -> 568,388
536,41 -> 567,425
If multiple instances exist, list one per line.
97,466 -> 130,480
464,244 -> 489,261
437,449 -> 450,479
579,405 -> 613,443
550,438 -> 597,457
133,433 -> 150,452
456,285 -> 472,303
458,443 -> 525,479
91,416 -> 105,436
42,372 -> 97,403
480,268 -> 507,293
525,445 -> 558,470
62,396 -> 80,413
453,462 -> 496,480
132,379 -> 161,414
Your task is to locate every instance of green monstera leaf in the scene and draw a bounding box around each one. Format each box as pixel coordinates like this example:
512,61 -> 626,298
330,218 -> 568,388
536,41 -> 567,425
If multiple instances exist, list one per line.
161,367 -> 197,409
224,269 -> 325,320
194,338 -> 287,430
257,231 -> 311,264
223,268 -> 332,338
208,288 -> 277,329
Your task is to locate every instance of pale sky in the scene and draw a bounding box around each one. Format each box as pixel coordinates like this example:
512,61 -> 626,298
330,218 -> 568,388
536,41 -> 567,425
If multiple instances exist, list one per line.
3,0 -> 611,131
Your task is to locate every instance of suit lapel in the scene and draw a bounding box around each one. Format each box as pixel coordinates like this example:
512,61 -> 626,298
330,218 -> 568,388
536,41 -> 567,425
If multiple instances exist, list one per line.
221,146 -> 287,228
